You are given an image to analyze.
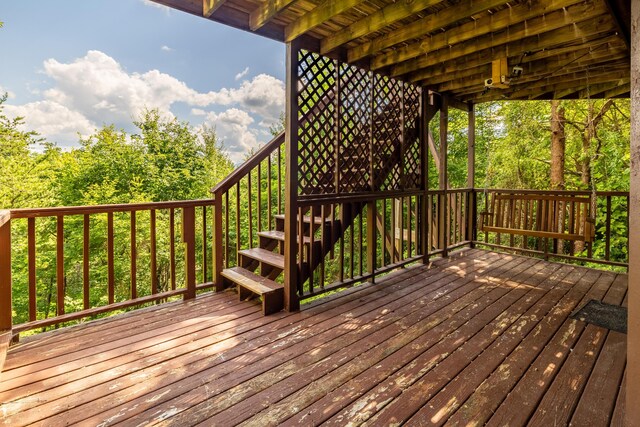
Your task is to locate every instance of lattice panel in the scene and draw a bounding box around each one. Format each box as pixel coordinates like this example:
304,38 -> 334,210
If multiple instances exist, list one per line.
338,63 -> 371,193
372,75 -> 403,191
296,49 -> 422,196
297,50 -> 336,195
403,83 -> 422,189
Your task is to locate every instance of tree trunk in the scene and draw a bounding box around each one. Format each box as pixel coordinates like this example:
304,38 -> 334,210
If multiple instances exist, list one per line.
550,100 -> 566,190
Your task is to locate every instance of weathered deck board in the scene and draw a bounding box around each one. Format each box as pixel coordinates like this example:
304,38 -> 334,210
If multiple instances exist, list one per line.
0,249 -> 627,426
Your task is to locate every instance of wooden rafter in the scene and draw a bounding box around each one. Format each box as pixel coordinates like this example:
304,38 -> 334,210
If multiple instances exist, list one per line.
350,0 -> 509,63
285,0 -> 365,42
203,0 -> 227,17
390,9 -> 612,78
368,0 -> 592,69
250,0 -> 298,31
320,0 -> 445,55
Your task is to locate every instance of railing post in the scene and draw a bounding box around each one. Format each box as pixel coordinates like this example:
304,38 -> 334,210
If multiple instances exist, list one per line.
439,95 -> 449,257
182,206 -> 196,300
284,39 -> 301,312
467,102 -> 476,248
367,201 -> 376,283
0,212 -> 12,331
212,196 -> 224,291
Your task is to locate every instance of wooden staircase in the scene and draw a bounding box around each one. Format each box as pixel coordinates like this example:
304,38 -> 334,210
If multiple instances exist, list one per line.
215,97 -> 418,315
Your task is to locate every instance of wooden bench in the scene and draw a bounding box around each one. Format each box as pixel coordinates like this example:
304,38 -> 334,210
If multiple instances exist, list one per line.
221,267 -> 284,315
479,192 -> 595,242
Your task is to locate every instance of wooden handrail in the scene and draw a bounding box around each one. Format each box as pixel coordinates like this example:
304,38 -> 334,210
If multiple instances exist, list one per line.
211,131 -> 285,196
10,199 -> 215,219
478,188 -> 628,197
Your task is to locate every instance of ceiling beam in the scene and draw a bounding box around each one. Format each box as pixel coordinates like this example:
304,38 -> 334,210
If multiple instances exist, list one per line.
603,0 -> 631,48
435,49 -> 629,93
285,0 -> 365,42
555,81 -> 621,99
368,0 -> 590,69
319,0 -> 445,55
249,0 -> 298,31
203,0 -> 227,18
600,82 -> 631,98
408,35 -> 624,84
350,0 -> 509,63
390,7 -> 611,78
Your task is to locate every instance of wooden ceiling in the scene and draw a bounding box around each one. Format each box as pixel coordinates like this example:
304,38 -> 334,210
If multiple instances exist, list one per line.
152,0 -> 631,102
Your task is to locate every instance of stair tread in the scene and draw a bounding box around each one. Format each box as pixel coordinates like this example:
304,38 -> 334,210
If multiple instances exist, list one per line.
238,247 -> 285,269
222,267 -> 282,295
258,230 -> 312,243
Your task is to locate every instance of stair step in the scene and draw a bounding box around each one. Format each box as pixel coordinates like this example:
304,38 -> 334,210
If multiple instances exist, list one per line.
239,248 -> 285,269
274,214 -> 332,225
258,230 -> 311,244
221,267 -> 283,315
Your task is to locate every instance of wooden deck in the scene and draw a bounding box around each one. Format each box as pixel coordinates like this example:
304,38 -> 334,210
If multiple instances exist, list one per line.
0,249 -> 627,426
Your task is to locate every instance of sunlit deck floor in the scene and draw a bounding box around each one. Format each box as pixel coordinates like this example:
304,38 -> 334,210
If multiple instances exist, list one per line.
0,248 -> 627,426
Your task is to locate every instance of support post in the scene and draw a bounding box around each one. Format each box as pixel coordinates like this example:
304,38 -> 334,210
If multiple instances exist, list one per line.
419,89 -> 430,263
0,212 -> 11,332
467,102 -> 476,246
438,95 -> 449,256
627,1 -> 640,423
284,40 -> 301,312
182,206 -> 196,300
212,196 -> 224,291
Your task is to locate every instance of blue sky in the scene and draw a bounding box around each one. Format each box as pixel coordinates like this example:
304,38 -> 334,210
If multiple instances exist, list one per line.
0,0 -> 285,161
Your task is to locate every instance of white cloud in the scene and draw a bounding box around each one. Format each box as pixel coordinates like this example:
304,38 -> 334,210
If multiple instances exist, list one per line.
3,50 -> 284,155
202,108 -> 259,163
235,67 -> 249,81
3,101 -> 95,148
160,45 -> 173,52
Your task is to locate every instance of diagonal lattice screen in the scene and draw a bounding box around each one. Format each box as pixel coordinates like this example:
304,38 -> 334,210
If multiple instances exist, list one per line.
297,49 -> 423,196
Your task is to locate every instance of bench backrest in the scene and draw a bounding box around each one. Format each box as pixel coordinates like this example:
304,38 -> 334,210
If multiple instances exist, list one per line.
480,193 -> 594,242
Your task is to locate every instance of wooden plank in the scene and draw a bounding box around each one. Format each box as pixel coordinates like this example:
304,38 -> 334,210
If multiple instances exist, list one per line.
353,0 -> 509,63
249,0 -> 297,30
444,267 -> 604,425
144,255 -> 532,425
285,0 -> 364,42
222,267 -> 283,295
390,6 -> 610,78
487,273 -> 624,425
11,252 -> 503,425
203,0 -> 227,18
239,248 -> 285,270
320,0 -> 443,54
0,331 -> 12,380
527,274 -> 627,426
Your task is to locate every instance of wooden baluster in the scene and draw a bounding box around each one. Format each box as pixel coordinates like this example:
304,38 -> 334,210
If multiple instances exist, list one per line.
319,205 -> 326,287
107,212 -> 115,302
169,209 -> 176,291
399,198 -> 405,261
350,203 -> 355,277
82,215 -> 90,310
606,195 -> 612,260
28,218 -> 37,320
257,162 -> 262,232
359,205 -> 364,276
182,206 -> 196,300
267,155 -> 272,230
212,197 -> 223,291
202,206 -> 207,283
248,173 -> 253,248
130,211 -> 137,300
236,183 -> 241,259
382,198 -> 387,266
225,192 -> 230,268
407,196 -> 412,258
367,200 -> 376,277
298,207 -> 305,293
277,145 -> 282,214
0,213 -> 12,331
391,198 -> 396,262
150,209 -> 158,294
56,216 -> 65,315
339,203 -> 345,283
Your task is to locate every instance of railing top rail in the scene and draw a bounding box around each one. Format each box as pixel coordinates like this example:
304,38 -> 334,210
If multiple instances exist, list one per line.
211,131 -> 285,196
0,210 -> 10,227
9,199 -> 216,219
479,188 -> 629,197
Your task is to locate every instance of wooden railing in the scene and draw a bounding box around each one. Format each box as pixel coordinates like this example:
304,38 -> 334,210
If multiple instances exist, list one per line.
474,189 -> 629,268
1,199 -> 216,334
210,131 -> 286,284
425,188 -> 474,257
295,192 -> 424,299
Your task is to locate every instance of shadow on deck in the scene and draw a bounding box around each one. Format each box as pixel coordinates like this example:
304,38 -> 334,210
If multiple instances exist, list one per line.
0,249 -> 627,426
